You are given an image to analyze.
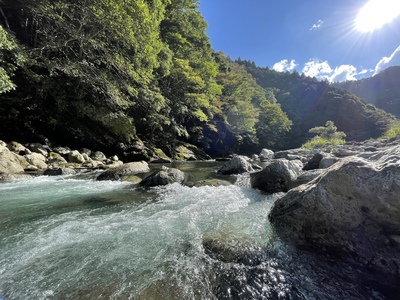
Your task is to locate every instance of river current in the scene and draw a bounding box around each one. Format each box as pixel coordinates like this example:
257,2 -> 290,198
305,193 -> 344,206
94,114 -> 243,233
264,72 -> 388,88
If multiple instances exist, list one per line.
0,162 -> 396,299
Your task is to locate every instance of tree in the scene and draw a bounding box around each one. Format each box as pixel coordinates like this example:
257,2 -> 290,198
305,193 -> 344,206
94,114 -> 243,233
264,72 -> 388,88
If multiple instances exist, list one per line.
302,121 -> 346,148
309,121 -> 346,140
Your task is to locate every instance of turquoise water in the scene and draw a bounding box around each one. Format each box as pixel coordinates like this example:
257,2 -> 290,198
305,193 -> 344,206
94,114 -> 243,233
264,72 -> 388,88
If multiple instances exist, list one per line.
0,163 -> 396,299
0,166 -> 280,299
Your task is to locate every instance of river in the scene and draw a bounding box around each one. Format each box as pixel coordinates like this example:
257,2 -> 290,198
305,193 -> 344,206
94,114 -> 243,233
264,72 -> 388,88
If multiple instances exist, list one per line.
0,162 -> 395,299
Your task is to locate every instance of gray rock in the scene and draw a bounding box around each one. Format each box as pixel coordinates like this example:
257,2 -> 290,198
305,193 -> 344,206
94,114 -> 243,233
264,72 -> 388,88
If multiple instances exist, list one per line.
91,151 -> 107,162
268,145 -> 400,275
25,152 -> 48,169
302,153 -> 323,170
273,148 -> 315,163
140,166 -> 185,187
7,141 -> 29,155
250,159 -> 303,193
79,148 -> 92,156
44,168 -> 77,176
48,152 -> 68,165
0,150 -> 26,174
26,143 -> 49,157
217,155 -> 255,175
319,156 -> 341,169
174,145 -> 197,161
259,148 -> 274,161
290,169 -> 324,189
97,161 -> 150,181
68,150 -> 86,164
53,146 -> 71,155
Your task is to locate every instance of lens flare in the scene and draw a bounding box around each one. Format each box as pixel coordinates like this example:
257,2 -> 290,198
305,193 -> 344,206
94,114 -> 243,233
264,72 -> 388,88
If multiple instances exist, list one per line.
355,0 -> 400,32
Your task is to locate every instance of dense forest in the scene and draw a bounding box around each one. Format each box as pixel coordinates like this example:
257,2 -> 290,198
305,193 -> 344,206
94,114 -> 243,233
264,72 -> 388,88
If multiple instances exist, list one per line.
0,0 -> 397,159
238,60 -> 397,148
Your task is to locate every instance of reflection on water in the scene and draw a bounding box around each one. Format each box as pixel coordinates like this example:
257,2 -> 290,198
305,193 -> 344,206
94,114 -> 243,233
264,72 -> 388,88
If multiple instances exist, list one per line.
0,163 -> 397,299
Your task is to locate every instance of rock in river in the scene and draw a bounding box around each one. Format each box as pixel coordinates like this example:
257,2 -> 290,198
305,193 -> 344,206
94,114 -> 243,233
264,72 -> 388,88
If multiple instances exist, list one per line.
97,161 -> 150,181
250,159 -> 303,193
140,166 -> 185,187
268,145 -> 400,275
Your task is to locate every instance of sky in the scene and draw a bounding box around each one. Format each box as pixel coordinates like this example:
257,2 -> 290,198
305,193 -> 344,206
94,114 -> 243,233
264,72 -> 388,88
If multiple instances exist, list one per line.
198,0 -> 400,82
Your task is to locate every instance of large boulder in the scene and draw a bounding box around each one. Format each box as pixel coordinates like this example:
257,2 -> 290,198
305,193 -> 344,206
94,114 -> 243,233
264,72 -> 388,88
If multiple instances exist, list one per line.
250,159 -> 303,193
140,166 -> 185,187
217,155 -> 255,175
25,152 -> 48,169
96,161 -> 150,181
268,145 -> 400,275
0,149 -> 27,174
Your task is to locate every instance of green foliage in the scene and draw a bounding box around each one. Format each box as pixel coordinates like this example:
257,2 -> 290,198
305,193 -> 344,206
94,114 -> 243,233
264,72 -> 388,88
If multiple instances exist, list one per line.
302,137 -> 346,149
302,121 -> 346,148
202,54 -> 291,155
0,25 -> 25,93
381,121 -> 400,139
309,120 -> 346,140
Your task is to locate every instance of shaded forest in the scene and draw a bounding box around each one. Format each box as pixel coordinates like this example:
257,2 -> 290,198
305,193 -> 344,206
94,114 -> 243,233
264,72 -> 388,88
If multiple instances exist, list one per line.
334,66 -> 400,117
0,0 -> 397,159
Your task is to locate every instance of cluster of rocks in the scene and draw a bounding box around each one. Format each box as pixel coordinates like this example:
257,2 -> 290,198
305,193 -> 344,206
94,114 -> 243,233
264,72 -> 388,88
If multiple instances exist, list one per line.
0,140 -> 123,181
211,137 -> 400,283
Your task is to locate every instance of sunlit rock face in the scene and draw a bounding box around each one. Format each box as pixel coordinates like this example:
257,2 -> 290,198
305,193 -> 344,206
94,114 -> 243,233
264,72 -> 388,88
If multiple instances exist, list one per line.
269,145 -> 400,275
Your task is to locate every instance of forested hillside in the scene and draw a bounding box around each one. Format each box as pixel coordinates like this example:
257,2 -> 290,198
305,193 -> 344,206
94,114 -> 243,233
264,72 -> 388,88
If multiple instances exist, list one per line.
334,66 -> 400,117
0,0 -> 396,159
238,60 -> 396,148
0,0 -> 290,158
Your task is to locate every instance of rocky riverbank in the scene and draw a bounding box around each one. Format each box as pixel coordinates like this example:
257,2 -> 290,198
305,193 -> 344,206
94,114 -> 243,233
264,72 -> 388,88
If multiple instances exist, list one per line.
1,136 -> 400,296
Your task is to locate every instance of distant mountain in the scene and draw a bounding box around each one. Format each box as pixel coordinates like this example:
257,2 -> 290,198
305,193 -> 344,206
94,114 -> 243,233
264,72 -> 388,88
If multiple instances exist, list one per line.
334,66 -> 400,117
238,60 -> 396,148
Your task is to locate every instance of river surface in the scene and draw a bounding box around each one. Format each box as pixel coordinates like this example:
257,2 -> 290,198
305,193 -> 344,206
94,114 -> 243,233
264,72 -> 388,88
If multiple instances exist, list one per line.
0,162 -> 396,299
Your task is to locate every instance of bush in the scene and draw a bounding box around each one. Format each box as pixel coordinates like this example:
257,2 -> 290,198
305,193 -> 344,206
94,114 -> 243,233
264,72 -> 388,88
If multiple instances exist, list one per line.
302,121 -> 346,148
381,121 -> 400,139
302,136 -> 346,149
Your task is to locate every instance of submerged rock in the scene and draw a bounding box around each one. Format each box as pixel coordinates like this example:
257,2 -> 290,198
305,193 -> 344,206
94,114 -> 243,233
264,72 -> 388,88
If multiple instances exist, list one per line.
193,179 -> 232,187
140,166 -> 185,187
268,145 -> 400,275
96,161 -> 150,181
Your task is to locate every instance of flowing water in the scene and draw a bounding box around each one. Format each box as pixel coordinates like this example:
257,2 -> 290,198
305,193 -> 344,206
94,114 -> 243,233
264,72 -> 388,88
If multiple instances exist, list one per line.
0,162 -> 397,299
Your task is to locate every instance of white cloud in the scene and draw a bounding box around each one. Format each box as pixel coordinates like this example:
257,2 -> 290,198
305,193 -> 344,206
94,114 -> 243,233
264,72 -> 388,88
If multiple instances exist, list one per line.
310,19 -> 323,30
330,65 -> 358,82
302,59 -> 332,79
272,59 -> 297,72
374,45 -> 400,74
301,59 -> 372,82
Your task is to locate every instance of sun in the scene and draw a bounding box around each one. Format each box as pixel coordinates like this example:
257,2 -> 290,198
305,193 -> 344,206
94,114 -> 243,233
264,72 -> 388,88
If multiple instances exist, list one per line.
355,0 -> 400,32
